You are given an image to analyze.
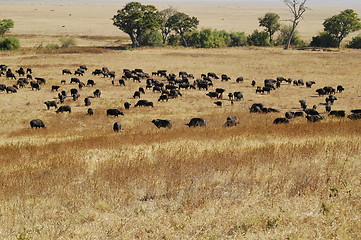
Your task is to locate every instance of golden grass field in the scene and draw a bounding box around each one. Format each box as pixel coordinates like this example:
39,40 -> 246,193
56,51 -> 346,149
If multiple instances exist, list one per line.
0,1 -> 360,239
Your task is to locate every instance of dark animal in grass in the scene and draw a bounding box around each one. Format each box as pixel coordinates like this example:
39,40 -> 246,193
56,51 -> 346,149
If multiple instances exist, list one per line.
61,80 -> 66,84
79,65 -> 87,71
58,93 -> 65,103
348,113 -> 361,120
228,92 -> 233,100
133,91 -> 141,99
113,122 -> 122,132
215,88 -> 226,98
93,89 -> 101,98
299,100 -> 307,110
326,95 -> 337,105
56,105 -> 71,113
119,79 -> 125,86
0,84 -> 6,91
16,68 -> 25,76
44,101 -> 58,110
6,71 -> 16,80
135,100 -> 154,107
107,109 -> 124,117
30,119 -> 46,129
35,77 -> 46,85
236,77 -> 244,83
250,103 -> 264,113
168,89 -> 182,99
27,74 -> 33,80
306,115 -> 323,122
124,102 -> 131,109
328,110 -> 345,117
51,85 -> 60,91
304,109 -> 319,116
78,82 -> 85,89
139,87 -> 145,94
185,118 -> 206,127
273,118 -> 289,124
325,104 -> 332,113
70,88 -> 78,96
233,91 -> 243,101
84,97 -> 91,106
224,116 -> 239,127
151,119 -> 172,129
323,86 -> 335,95
26,68 -> 32,74
72,93 -> 80,101
30,81 -> 40,91
158,94 -> 169,102
251,80 -> 256,87
87,108 -> 94,115
62,69 -> 72,75
214,101 -> 222,107
74,69 -> 84,76
206,92 -> 218,98
337,85 -> 344,93
351,109 -> 361,114
316,88 -> 326,96
70,78 -> 80,84
87,79 -> 95,86
6,86 -> 17,93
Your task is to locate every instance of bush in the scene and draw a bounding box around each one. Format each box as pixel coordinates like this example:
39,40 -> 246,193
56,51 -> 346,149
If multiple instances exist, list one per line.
0,37 -> 20,50
45,43 -> 60,49
184,31 -> 200,47
230,32 -> 247,47
275,25 -> 305,47
59,36 -> 77,48
347,35 -> 361,49
139,30 -> 163,46
310,32 -> 338,48
167,34 -> 181,46
247,30 -> 270,46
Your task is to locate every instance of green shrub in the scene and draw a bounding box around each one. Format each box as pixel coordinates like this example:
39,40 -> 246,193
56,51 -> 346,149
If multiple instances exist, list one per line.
230,32 -> 247,46
0,37 -> 20,50
167,34 -> 181,46
310,32 -> 338,48
45,43 -> 60,49
247,30 -> 270,46
184,30 -> 200,47
139,30 -> 163,46
59,36 -> 77,48
275,25 -> 305,47
347,35 -> 361,49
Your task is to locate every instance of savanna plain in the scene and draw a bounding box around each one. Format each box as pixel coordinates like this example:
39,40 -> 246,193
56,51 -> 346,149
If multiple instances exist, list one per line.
0,1 -> 360,239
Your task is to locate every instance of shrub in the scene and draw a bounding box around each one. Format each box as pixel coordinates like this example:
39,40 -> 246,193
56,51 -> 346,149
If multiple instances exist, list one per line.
45,43 -> 60,49
184,30 -> 200,47
275,25 -> 305,47
230,32 -> 247,46
59,36 -> 77,48
310,32 -> 338,48
247,30 -> 270,46
0,37 -> 20,50
139,30 -> 163,46
167,34 -> 181,46
347,35 -> 361,49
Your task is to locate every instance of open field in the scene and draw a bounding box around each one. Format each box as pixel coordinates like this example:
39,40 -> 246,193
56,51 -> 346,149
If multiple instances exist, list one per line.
0,1 -> 361,239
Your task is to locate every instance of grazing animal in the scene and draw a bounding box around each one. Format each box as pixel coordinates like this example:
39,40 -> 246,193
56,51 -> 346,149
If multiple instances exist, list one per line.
224,116 -> 239,127
233,91 -> 243,101
351,109 -> 361,114
337,85 -> 344,93
87,108 -> 94,115
87,79 -> 95,86
306,115 -> 323,122
139,87 -> 145,94
35,77 -> 46,85
30,81 -> 41,91
151,119 -> 172,129
113,122 -> 122,132
316,88 -> 326,96
185,118 -> 206,127
30,119 -> 46,129
348,113 -> 361,120
306,81 -> 316,88
134,100 -> 154,107
62,69 -> 72,75
251,80 -> 256,87
328,110 -> 345,117
273,118 -> 289,124
133,91 -> 141,99
70,78 -> 80,84
119,79 -> 125,86
325,104 -> 332,112
206,92 -> 219,98
299,100 -> 307,110
158,94 -> 169,102
56,105 -> 71,113
106,109 -> 124,117
214,101 -> 222,107
236,77 -> 244,83
285,112 -> 295,119
124,102 -> 131,109
93,89 -> 101,98
44,101 -> 58,110
6,86 -> 17,93
0,84 -> 7,91
84,97 -> 91,106
51,85 -> 60,91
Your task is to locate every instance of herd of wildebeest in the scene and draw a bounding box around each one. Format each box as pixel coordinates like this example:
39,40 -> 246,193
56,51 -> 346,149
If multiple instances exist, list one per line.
0,63 -> 360,132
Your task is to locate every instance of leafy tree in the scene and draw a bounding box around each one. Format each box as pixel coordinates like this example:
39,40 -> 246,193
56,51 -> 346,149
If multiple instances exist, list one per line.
139,29 -> 163,46
159,7 -> 178,44
0,19 -> 14,37
247,30 -> 270,46
347,35 -> 361,49
230,32 -> 247,47
168,12 -> 199,47
323,9 -> 361,48
0,37 -> 20,50
283,0 -> 308,49
258,13 -> 280,44
275,25 -> 304,46
310,32 -> 338,48
112,2 -> 162,47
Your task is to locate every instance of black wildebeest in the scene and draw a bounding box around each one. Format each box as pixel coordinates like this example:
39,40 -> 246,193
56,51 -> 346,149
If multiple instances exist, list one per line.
124,102 -> 131,109
133,91 -> 141,99
6,86 -> 17,93
93,89 -> 101,98
337,85 -> 345,93
119,79 -> 125,86
113,122 -> 122,132
326,95 -> 337,105
158,94 -> 169,102
299,100 -> 307,110
206,92 -> 218,98
306,81 -> 316,88
251,80 -> 256,87
250,103 -> 264,113
74,69 -> 84,76
30,81 -> 40,91
306,115 -> 323,122
151,119 -> 172,129
273,118 -> 289,124
16,67 -> 25,76
70,78 -> 80,84
35,77 -> 46,85
56,105 -> 71,113
285,112 -> 295,119
233,92 -> 243,101
329,110 -> 345,117
30,119 -> 46,129
236,77 -> 244,83
316,88 -> 326,96
44,101 -> 58,110
0,84 -> 6,91
87,108 -> 94,115
84,97 -> 91,106
107,109 -> 124,117
224,116 -> 239,127
348,113 -> 361,120
51,85 -> 60,91
185,118 -> 206,127
325,104 -> 332,113
214,101 -> 222,107
135,100 -> 154,107
87,79 -> 95,86
62,69 -> 72,75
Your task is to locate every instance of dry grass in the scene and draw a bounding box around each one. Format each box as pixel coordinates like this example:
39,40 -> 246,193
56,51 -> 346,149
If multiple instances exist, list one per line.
0,1 -> 360,239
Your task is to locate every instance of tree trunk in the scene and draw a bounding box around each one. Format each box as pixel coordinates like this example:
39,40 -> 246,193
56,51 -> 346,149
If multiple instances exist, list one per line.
130,33 -> 139,48
285,21 -> 297,50
181,33 -> 188,47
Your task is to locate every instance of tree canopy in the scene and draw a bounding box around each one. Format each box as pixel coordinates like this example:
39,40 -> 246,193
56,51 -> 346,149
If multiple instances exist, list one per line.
0,19 -> 14,37
168,12 -> 199,47
112,2 -> 163,47
258,13 -> 280,44
323,9 -> 361,47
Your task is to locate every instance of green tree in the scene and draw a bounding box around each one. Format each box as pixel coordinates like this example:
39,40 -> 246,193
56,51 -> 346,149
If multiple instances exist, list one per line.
275,25 -> 304,46
0,19 -> 14,37
247,30 -> 270,46
0,37 -> 20,50
168,12 -> 199,47
347,35 -> 361,49
323,9 -> 361,48
159,7 -> 178,44
230,32 -> 247,47
310,32 -> 338,48
258,13 -> 280,44
112,2 -> 162,47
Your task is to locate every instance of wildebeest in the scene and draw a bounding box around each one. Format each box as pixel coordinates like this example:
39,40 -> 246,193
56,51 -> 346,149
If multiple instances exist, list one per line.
151,119 -> 172,129
299,100 -> 307,110
348,113 -> 361,120
6,71 -> 16,80
221,74 -> 230,81
337,85 -> 344,93
185,118 -> 206,127
74,69 -> 84,76
135,100 -> 154,107
306,115 -> 323,122
87,108 -> 94,115
306,81 -> 316,88
273,118 -> 289,124
16,68 -> 25,76
213,101 -> 222,107
316,88 -> 326,96
119,79 -> 125,86
30,81 -> 40,91
285,112 -> 295,119
215,88 -> 226,98
133,91 -> 141,99
93,89 -> 101,98
84,97 -> 91,106
44,101 -> 58,110
6,86 -> 17,93
35,77 -> 46,85
233,91 -> 243,101
250,103 -> 264,113
207,72 -> 219,79
351,109 -> 361,114
323,86 -> 335,95
328,110 -> 345,117
79,65 -> 87,71
62,69 -> 72,75
158,94 -> 169,102
206,92 -> 218,98
124,102 -> 131,109
325,104 -> 332,112
0,84 -> 6,91
30,119 -> 46,129
304,109 -> 319,116
236,76 -> 244,83
224,116 -> 239,127
70,88 -> 78,96
326,95 -> 337,105
51,85 -> 60,91
106,109 -> 124,117
56,105 -> 72,113
70,78 -> 80,84
251,80 -> 256,87
139,87 -> 145,94
113,122 -> 122,132
87,79 -> 95,86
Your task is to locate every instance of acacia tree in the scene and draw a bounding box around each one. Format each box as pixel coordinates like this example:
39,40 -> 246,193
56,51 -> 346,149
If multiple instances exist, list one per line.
168,12 -> 199,47
323,9 -> 361,48
112,2 -> 162,47
159,7 -> 178,44
0,19 -> 14,37
258,13 -> 280,44
283,0 -> 308,49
